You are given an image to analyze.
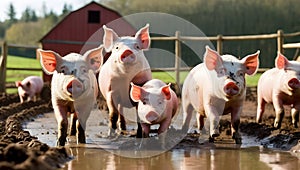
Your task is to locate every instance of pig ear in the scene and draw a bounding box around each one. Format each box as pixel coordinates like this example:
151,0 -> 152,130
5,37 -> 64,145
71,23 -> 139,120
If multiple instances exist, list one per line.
103,25 -> 119,51
38,49 -> 62,75
135,24 -> 150,50
161,83 -> 171,100
242,50 -> 260,75
130,82 -> 143,102
275,52 -> 289,70
15,81 -> 22,87
84,45 -> 104,73
204,46 -> 223,70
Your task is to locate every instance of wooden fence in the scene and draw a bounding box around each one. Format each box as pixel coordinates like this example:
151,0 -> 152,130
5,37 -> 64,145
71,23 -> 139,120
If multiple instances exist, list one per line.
1,29 -> 300,93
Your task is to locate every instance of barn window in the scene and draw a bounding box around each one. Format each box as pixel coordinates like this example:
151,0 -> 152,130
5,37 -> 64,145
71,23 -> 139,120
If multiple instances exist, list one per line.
88,10 -> 100,23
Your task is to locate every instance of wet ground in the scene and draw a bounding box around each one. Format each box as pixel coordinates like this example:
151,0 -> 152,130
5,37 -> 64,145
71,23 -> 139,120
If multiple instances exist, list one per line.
1,86 -> 300,169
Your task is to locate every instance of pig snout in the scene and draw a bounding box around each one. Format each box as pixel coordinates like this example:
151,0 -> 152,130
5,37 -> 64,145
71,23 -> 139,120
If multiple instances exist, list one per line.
120,50 -> 135,63
288,78 -> 300,89
224,82 -> 239,96
145,111 -> 159,123
66,79 -> 84,96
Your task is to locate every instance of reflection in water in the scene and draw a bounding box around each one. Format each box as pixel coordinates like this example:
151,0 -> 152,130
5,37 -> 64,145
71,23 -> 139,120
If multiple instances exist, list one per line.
62,147 -> 300,170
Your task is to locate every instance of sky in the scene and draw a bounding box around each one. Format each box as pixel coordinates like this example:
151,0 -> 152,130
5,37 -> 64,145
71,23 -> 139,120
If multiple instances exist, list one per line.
0,0 -> 95,22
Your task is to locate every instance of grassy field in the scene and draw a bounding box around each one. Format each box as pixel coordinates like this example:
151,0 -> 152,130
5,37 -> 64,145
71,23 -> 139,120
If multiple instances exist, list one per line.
4,55 -> 261,93
6,55 -> 42,93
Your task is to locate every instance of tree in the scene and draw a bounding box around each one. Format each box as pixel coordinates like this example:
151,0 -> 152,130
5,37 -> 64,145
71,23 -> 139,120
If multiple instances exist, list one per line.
6,3 -> 17,24
21,7 -> 38,22
21,7 -> 31,22
5,21 -> 44,45
62,3 -> 73,16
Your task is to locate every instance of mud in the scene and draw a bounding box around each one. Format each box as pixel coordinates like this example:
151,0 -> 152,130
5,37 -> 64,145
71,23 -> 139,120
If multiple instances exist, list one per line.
0,86 -> 71,170
1,86 -> 300,169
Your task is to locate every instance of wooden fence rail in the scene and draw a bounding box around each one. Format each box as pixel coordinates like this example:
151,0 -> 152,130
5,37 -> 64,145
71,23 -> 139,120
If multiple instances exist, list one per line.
1,29 -> 300,93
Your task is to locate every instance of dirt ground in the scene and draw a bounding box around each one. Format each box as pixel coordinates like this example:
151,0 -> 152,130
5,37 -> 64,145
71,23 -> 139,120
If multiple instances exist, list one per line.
1,86 -> 300,169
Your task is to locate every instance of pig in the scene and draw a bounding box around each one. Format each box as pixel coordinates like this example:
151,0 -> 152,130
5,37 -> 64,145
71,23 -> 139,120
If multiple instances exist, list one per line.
257,53 -> 300,129
98,24 -> 152,137
15,76 -> 44,103
181,46 -> 260,144
130,79 -> 178,137
38,46 -> 102,146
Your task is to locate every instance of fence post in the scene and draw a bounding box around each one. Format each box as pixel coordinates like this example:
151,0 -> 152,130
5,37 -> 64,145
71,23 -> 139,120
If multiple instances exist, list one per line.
0,41 -> 7,93
277,30 -> 284,53
217,34 -> 223,55
175,31 -> 181,93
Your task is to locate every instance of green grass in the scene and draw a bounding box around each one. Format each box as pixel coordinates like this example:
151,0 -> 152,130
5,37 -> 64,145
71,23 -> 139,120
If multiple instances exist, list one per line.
6,55 -> 42,93
245,73 -> 261,87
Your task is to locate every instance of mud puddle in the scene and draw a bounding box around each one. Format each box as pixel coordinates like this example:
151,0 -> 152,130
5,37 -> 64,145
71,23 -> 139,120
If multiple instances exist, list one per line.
23,106 -> 300,170
60,146 -> 300,170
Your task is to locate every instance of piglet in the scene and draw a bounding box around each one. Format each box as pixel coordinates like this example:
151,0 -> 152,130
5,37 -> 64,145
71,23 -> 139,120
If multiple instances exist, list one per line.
38,46 -> 102,146
15,76 -> 44,103
130,79 -> 178,137
182,46 -> 260,144
98,24 -> 152,137
257,53 -> 300,129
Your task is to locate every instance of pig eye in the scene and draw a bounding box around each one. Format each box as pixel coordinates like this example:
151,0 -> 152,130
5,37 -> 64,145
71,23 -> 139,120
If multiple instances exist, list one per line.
237,71 -> 244,77
135,44 -> 140,50
142,101 -> 146,105
218,68 -> 226,75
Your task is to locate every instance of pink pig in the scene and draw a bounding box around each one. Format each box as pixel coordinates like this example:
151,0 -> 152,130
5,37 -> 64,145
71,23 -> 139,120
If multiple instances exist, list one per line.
130,79 -> 178,137
15,76 -> 44,103
257,53 -> 300,129
182,46 -> 260,144
38,46 -> 102,146
98,24 -> 152,137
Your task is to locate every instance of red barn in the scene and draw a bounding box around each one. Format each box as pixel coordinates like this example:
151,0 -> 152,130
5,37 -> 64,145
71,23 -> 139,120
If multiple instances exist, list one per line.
39,1 -> 136,81
40,1 -> 136,55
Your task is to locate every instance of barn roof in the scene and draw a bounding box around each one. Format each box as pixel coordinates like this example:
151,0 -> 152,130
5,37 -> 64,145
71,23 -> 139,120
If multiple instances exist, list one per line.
39,1 -> 127,42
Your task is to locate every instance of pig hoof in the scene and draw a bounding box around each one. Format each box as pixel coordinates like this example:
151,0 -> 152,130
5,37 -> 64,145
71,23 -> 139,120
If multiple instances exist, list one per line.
273,122 -> 281,129
293,122 -> 298,128
211,133 -> 220,138
56,138 -> 66,147
209,137 -> 214,143
235,138 -> 242,144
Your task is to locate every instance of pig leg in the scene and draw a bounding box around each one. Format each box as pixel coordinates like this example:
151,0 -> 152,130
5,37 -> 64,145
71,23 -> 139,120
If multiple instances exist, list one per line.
158,118 -> 172,150
136,106 -> 143,138
107,92 -> 119,136
69,113 -> 77,136
291,107 -> 300,128
231,107 -> 242,144
256,96 -> 266,123
273,97 -> 284,129
19,96 -> 24,103
157,117 -> 172,135
76,119 -> 86,144
204,103 -> 224,138
54,105 -> 69,146
141,123 -> 150,137
182,103 -> 194,133
117,105 -> 126,134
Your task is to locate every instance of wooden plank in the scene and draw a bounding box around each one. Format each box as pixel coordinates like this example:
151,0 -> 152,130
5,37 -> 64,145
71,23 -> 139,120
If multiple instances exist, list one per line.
283,43 -> 300,49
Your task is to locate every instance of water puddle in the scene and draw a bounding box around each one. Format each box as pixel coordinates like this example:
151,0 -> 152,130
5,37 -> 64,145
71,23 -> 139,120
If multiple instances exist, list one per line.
60,146 -> 300,170
23,110 -> 300,170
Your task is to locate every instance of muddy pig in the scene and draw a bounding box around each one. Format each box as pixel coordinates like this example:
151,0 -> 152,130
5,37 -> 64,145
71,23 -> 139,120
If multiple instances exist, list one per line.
38,46 -> 102,146
130,79 -> 178,137
257,53 -> 300,129
15,76 -> 44,103
98,24 -> 152,137
182,46 -> 260,144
